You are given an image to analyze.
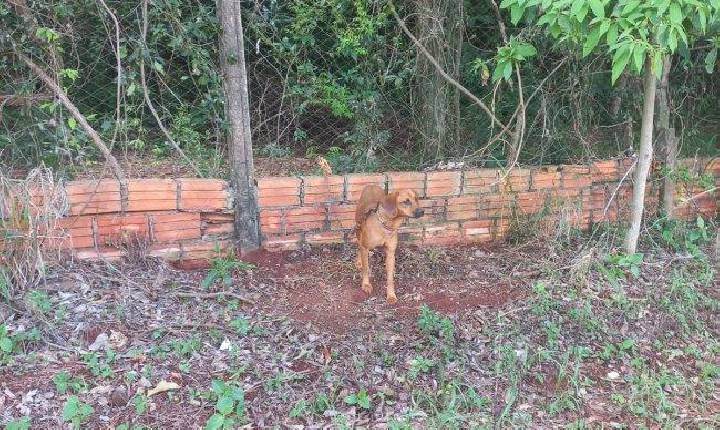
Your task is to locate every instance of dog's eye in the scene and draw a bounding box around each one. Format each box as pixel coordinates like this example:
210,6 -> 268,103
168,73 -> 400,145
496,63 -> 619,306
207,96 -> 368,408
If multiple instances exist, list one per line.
402,199 -> 412,206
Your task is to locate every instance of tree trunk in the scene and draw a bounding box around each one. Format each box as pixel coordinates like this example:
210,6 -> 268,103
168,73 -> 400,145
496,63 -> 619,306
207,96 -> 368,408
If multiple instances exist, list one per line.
655,56 -> 676,218
217,0 -> 261,252
414,0 -> 463,161
624,58 -> 657,254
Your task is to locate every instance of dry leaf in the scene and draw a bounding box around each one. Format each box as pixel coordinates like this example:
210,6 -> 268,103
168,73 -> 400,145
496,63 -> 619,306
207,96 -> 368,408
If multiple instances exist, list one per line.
147,380 -> 180,397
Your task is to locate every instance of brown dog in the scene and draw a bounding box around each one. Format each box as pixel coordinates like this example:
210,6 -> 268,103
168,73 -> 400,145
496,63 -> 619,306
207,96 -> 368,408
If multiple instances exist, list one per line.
354,185 -> 424,303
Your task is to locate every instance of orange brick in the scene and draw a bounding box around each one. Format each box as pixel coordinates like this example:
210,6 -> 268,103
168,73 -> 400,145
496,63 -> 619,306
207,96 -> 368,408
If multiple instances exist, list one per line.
345,174 -> 386,202
426,171 -> 460,197
260,209 -> 283,234
96,214 -> 150,244
531,169 -> 561,190
327,204 -> 356,230
387,172 -> 425,197
462,220 -> 494,242
180,198 -> 228,211
285,206 -> 325,232
151,212 -> 201,242
591,160 -> 620,182
127,179 -> 176,192
303,176 -> 345,204
463,169 -> 498,194
423,222 -> 461,245
258,177 -> 301,208
65,180 -> 119,195
127,199 -> 177,212
501,169 -> 531,192
70,199 -> 122,216
306,231 -> 345,245
55,216 -> 94,229
263,234 -> 301,251
447,195 -> 480,221
178,178 -> 227,192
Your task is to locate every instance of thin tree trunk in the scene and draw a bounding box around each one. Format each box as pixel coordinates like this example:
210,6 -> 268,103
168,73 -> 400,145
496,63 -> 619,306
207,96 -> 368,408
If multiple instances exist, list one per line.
655,56 -> 676,218
624,58 -> 657,254
413,0 -> 463,161
217,0 -> 261,252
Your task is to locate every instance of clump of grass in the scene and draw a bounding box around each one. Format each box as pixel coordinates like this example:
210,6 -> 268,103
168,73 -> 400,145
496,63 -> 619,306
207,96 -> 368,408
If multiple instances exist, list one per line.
0,168 -> 67,298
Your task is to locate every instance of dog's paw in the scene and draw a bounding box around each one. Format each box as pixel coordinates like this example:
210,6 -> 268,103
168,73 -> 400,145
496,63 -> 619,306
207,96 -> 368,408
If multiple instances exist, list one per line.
355,256 -> 362,271
361,281 -> 373,294
386,293 -> 398,305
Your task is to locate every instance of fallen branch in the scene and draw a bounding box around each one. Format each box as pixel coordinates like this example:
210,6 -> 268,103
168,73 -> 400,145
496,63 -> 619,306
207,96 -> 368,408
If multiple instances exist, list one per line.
603,157 -> 638,216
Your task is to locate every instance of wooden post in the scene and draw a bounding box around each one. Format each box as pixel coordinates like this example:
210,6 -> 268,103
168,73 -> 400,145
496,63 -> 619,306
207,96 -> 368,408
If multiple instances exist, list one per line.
217,0 -> 260,252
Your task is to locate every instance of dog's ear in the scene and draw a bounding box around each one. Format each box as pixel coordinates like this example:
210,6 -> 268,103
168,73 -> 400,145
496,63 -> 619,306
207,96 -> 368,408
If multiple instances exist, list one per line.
382,191 -> 398,218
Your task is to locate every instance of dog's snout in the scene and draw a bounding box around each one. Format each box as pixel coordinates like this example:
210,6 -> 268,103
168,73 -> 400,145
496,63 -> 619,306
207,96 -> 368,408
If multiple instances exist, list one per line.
414,208 -> 425,218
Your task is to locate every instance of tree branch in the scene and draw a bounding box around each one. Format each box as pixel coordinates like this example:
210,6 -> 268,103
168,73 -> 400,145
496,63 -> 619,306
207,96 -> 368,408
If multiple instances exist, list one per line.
140,0 -> 201,176
14,49 -> 128,193
389,2 -> 509,133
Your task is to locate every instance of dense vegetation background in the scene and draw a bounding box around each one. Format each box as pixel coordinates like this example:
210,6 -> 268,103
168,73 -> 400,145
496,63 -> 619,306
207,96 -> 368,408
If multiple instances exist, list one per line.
1,0 -> 718,177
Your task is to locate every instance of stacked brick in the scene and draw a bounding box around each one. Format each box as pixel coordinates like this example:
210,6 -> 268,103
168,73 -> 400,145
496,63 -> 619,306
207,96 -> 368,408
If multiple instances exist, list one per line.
49,179 -> 233,260
35,157 -> 718,259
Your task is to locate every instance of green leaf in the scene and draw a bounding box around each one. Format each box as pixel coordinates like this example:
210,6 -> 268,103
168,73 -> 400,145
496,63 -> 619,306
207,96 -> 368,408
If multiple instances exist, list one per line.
607,23 -> 618,45
589,0 -> 605,18
67,117 -> 77,130
667,30 -> 678,52
127,82 -> 136,97
669,3 -> 682,25
205,414 -> 225,430
705,48 -> 717,73
583,25 -> 604,57
515,43 -> 537,59
499,0 -> 516,8
630,265 -> 641,278
510,3 -> 524,25
0,337 -> 12,353
570,1 -> 584,19
611,44 -> 632,84
632,45 -> 646,73
696,216 -> 705,229
216,396 -> 234,415
503,61 -> 513,81
622,0 -> 641,15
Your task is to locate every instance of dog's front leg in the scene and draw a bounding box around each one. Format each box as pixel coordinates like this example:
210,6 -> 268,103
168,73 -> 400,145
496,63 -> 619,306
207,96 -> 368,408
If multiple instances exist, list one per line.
384,244 -> 397,304
359,245 -> 373,294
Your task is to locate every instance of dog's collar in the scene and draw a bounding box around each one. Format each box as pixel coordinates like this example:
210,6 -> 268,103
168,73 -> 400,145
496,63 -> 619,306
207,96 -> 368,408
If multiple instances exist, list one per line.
375,205 -> 397,233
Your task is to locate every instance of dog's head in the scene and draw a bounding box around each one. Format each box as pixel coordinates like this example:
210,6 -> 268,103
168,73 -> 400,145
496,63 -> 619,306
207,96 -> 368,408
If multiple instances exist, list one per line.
383,189 -> 424,219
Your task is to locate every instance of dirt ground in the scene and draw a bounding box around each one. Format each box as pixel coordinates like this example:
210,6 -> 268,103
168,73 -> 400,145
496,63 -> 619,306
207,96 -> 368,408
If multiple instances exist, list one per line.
1,238 -> 719,429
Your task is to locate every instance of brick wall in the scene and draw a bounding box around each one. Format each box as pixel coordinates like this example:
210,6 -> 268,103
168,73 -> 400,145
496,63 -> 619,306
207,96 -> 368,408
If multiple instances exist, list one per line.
46,178 -> 234,261
258,157 -> 719,251
27,158 -> 719,260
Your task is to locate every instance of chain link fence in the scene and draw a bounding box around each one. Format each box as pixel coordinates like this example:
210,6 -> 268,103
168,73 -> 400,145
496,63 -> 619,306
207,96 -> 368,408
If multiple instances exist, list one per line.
1,0 -> 718,179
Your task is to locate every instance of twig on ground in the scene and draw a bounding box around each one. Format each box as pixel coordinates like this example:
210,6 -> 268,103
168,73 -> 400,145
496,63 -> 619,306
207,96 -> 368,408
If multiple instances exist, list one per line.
173,291 -> 255,305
